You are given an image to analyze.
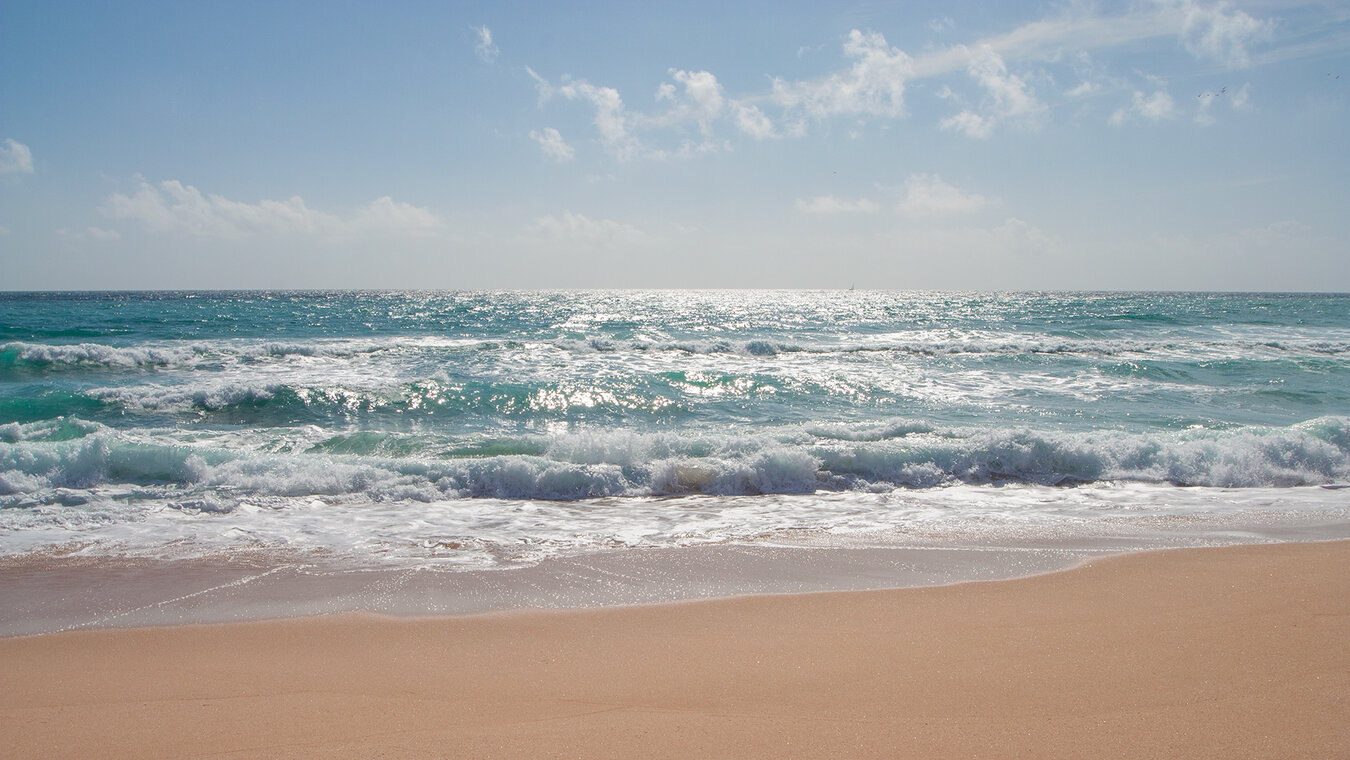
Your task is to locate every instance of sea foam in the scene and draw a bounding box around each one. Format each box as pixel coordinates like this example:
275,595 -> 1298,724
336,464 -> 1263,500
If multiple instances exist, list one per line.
3,418 -> 1347,511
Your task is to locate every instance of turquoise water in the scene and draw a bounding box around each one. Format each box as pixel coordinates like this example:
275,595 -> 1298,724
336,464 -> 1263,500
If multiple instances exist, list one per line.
2,290 -> 1348,566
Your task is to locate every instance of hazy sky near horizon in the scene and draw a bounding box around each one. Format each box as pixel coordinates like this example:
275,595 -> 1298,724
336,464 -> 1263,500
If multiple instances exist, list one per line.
1,0 -> 1348,291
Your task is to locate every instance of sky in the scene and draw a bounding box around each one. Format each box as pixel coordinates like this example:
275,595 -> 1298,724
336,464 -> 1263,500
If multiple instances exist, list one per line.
1,0 -> 1348,291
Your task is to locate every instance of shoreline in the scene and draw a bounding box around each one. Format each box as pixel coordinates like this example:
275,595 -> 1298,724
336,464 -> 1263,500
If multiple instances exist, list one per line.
1,540 -> 1103,637
2,539 -> 1345,758
7,511 -> 1350,636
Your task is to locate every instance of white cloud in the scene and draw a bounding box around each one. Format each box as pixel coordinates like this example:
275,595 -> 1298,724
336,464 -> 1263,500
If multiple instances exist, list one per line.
521,2 -> 1285,160
530,127 -> 576,162
939,47 -> 1042,138
672,139 -> 729,160
992,217 -> 1053,255
529,211 -> 646,247
908,13 -> 1147,80
0,224 -> 10,236
526,67 -> 553,104
101,180 -> 443,238
1110,89 -> 1178,125
647,69 -> 743,146
970,48 -> 1038,119
897,174 -> 988,216
535,68 -> 747,160
1066,81 -> 1097,97
1063,51 -> 1123,100
796,195 -> 880,214
732,103 -> 776,139
910,2 -> 1272,76
1158,0 -> 1271,68
1138,90 -> 1177,120
58,226 -> 121,242
1195,96 -> 1217,126
554,77 -> 648,161
796,175 -> 987,217
473,26 -> 499,63
1195,82 -> 1253,125
930,17 -> 955,34
348,196 -> 444,234
771,29 -> 912,119
939,111 -> 995,138
0,139 -> 33,174
86,226 -> 121,241
795,175 -> 987,217
534,69 -> 730,162
665,69 -> 725,135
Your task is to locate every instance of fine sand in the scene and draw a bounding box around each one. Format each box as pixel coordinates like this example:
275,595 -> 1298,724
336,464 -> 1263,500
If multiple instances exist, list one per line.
2,540 -> 1346,759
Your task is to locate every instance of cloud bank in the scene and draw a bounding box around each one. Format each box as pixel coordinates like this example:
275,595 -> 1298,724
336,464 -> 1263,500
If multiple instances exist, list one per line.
529,211 -> 646,247
797,174 -> 988,218
796,195 -> 880,214
102,180 -> 444,239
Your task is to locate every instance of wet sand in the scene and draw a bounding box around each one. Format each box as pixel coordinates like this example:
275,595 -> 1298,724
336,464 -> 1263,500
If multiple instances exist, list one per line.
2,540 -> 1346,759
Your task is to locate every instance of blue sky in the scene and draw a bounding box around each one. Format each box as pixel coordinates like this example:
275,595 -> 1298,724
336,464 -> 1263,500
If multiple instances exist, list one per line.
1,0 -> 1347,290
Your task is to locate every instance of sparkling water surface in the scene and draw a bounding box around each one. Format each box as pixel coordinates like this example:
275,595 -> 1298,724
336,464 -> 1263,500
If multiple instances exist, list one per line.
2,290 -> 1348,567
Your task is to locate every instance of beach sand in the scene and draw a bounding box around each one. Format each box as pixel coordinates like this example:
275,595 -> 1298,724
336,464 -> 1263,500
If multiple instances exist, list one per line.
2,540 -> 1346,759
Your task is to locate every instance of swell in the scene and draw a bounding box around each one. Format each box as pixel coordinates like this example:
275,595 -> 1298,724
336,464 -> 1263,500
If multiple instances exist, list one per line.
4,331 -> 1347,378
0,392 -> 117,424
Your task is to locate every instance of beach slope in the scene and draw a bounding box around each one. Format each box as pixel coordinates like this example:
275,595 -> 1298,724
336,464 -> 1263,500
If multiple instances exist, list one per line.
2,540 -> 1346,759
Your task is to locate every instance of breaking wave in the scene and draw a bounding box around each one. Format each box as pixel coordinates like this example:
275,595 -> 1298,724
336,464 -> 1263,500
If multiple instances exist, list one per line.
2,417 -> 1346,507
0,341 -> 200,372
0,339 -> 417,377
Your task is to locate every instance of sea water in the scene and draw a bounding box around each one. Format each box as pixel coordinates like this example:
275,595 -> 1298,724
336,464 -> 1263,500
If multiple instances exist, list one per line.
2,290 -> 1348,570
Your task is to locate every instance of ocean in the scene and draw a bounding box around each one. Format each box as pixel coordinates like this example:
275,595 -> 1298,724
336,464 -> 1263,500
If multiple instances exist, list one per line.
3,290 -> 1349,574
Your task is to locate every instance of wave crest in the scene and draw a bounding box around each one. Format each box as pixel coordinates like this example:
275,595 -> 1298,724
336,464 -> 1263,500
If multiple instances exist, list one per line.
2,418 -> 1347,506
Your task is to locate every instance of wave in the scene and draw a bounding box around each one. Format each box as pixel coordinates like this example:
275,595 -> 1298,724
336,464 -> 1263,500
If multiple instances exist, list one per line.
88,382 -> 332,413
0,341 -> 200,372
80,377 -> 685,423
2,417 -> 1346,506
0,338 -> 439,377
0,417 -> 104,444
6,330 -> 1347,379
620,333 -> 1350,359
242,341 -> 391,359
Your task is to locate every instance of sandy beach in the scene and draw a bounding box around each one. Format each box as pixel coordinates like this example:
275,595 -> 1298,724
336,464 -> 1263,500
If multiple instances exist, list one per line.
2,539 -> 1346,759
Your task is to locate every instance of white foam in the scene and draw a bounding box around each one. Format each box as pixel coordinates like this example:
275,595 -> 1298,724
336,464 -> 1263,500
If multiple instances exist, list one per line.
2,341 -> 199,367
2,479 -> 1346,568
4,418 -> 1348,506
